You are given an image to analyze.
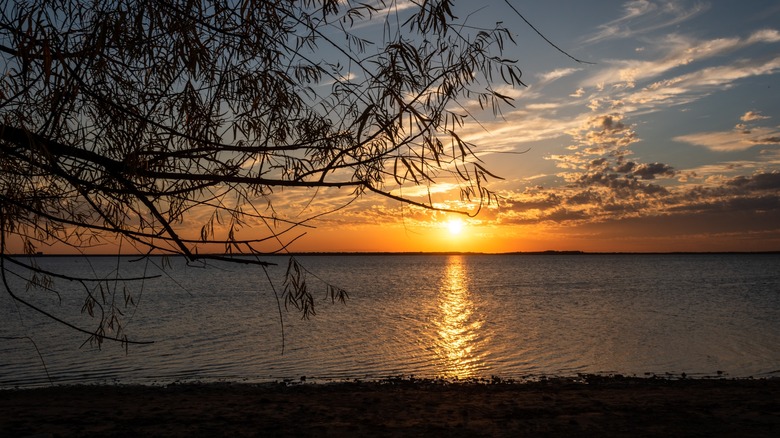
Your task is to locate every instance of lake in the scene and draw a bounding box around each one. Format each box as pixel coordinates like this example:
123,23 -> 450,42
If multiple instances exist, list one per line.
1,253 -> 779,387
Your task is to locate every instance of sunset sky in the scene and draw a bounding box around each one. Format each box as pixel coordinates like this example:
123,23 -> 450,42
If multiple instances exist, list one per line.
267,0 -> 780,253
14,1 -> 778,256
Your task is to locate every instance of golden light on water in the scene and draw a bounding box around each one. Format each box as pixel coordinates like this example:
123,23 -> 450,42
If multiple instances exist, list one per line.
433,256 -> 486,378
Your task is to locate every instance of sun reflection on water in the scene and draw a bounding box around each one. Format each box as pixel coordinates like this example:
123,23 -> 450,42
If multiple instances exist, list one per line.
433,255 -> 487,378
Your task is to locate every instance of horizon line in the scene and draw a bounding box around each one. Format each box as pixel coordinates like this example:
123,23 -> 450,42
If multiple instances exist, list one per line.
14,250 -> 780,257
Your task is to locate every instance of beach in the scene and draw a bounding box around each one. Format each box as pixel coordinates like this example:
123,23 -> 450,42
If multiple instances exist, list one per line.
1,377 -> 778,437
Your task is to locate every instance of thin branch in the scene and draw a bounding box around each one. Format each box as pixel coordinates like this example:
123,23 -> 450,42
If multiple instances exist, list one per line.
502,0 -> 595,64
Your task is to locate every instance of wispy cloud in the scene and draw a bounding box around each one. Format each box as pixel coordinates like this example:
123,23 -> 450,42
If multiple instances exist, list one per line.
281,1 -> 780,250
675,128 -> 780,152
339,0 -> 418,30
747,28 -> 780,44
538,67 -> 582,83
581,30 -> 780,91
582,0 -> 709,45
741,110 -> 771,122
676,111 -> 780,152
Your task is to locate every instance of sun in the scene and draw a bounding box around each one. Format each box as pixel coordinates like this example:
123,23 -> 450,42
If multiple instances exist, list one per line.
446,219 -> 464,236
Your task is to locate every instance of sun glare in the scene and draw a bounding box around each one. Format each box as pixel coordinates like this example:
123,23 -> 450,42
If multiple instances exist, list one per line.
446,219 -> 464,236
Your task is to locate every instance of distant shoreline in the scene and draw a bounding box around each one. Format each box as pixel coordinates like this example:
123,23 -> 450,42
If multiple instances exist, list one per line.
14,250 -> 780,257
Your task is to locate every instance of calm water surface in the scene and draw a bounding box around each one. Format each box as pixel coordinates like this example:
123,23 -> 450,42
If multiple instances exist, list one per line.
1,254 -> 778,387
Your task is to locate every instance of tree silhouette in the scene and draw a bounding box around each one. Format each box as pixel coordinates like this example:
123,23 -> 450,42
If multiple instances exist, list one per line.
0,0 -> 530,346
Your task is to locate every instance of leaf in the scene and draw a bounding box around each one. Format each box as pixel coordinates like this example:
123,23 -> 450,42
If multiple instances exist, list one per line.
474,162 -> 505,180
42,41 -> 52,83
355,104 -> 374,142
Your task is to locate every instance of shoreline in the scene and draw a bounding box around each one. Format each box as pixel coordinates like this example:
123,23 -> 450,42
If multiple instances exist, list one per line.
2,376 -> 778,437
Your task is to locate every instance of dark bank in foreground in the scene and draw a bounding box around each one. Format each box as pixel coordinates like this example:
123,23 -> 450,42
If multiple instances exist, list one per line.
1,376 -> 778,437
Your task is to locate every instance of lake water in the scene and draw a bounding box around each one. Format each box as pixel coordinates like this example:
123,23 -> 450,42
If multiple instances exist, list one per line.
1,253 -> 779,387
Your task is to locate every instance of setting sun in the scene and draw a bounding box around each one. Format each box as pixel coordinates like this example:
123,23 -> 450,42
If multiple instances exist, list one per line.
446,219 -> 464,236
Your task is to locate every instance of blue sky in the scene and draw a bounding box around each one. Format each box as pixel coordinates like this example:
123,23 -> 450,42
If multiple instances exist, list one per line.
284,0 -> 780,252
146,0 -> 772,254
3,1 -> 776,254
473,0 -> 780,252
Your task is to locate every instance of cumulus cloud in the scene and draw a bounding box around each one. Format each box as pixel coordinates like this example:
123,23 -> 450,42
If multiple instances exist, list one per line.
726,171 -> 780,192
497,169 -> 780,231
668,172 -> 780,216
510,78 -> 780,233
462,6 -> 780,246
531,108 -> 681,226
574,172 -> 669,195
567,114 -> 638,153
630,162 -> 676,180
315,5 -> 780,246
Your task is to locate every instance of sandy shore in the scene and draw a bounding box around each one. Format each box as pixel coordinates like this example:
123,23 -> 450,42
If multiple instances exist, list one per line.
1,376 -> 778,437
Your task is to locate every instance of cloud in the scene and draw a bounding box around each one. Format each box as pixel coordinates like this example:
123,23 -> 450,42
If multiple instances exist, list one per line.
390,182 -> 459,199
582,0 -> 709,45
525,103 -> 563,111
747,29 -> 780,44
458,112 -> 579,151
579,23 -> 780,104
481,9 -> 780,241
673,57 -> 780,88
496,168 -> 780,233
675,127 -> 780,152
740,111 -> 770,122
590,54 -> 780,118
538,68 -> 582,83
470,7 -> 780,249
320,71 -> 358,86
320,4 -> 780,247
344,0 -> 418,30
630,162 -> 676,180
567,113 -> 638,152
574,171 -> 670,195
755,137 -> 780,144
537,108 -> 681,222
726,171 -> 780,192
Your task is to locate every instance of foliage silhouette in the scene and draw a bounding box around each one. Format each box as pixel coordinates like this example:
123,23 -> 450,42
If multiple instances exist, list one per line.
0,1 -> 575,347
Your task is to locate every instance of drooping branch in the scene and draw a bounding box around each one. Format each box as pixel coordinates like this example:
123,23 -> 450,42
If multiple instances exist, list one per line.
0,0 -> 557,346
